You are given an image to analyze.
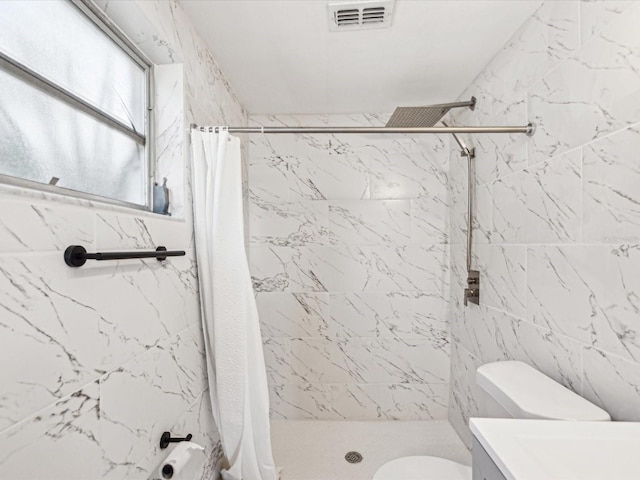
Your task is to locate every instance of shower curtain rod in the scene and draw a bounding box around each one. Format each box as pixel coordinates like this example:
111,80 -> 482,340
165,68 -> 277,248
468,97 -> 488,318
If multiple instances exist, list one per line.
190,124 -> 536,136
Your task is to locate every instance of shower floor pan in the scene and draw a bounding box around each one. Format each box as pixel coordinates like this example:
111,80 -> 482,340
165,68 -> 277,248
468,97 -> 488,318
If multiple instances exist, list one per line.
271,419 -> 470,480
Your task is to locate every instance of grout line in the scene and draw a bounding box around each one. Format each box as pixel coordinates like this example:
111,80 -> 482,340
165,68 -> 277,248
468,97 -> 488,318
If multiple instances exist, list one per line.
579,145 -> 584,244
579,343 -> 585,396
0,376 -> 102,437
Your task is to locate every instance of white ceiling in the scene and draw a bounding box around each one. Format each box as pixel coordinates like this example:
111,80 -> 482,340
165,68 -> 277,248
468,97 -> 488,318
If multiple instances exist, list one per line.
179,0 -> 542,115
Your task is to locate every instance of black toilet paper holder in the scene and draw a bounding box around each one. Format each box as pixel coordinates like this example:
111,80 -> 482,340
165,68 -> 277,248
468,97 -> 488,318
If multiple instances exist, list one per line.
160,431 -> 193,449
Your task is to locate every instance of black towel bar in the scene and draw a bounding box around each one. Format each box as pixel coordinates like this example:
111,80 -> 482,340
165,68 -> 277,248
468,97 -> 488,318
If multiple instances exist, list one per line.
64,245 -> 186,267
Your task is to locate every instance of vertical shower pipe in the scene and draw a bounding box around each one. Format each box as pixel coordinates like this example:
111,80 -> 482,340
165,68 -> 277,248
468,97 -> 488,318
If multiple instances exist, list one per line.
442,122 -> 480,305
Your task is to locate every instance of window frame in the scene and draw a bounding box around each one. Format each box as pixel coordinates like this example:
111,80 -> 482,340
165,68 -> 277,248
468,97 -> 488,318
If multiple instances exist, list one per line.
0,0 -> 155,211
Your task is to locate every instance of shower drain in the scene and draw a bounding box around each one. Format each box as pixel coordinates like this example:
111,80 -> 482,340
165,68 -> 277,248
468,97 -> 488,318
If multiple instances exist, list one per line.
345,451 -> 363,464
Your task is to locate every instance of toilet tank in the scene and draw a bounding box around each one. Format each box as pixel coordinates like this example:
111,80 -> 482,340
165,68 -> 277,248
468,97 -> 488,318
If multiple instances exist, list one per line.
476,361 -> 611,421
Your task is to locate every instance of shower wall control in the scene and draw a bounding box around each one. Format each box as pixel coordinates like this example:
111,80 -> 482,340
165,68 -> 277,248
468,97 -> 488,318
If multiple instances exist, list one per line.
464,270 -> 480,306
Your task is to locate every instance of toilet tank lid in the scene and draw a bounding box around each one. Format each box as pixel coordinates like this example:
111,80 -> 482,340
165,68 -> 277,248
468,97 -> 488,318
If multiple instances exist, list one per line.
476,361 -> 611,421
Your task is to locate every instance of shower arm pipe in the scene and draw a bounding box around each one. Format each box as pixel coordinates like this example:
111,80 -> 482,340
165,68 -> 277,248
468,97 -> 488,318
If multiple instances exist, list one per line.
442,122 -> 474,273
190,124 -> 535,135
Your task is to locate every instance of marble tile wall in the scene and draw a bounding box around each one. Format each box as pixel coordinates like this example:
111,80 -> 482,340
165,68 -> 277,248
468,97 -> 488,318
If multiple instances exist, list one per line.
248,114 -> 451,420
446,0 -> 640,447
0,1 -> 246,478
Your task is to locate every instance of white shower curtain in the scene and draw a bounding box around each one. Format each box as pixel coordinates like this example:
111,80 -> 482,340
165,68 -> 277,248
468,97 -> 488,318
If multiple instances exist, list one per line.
191,128 -> 277,480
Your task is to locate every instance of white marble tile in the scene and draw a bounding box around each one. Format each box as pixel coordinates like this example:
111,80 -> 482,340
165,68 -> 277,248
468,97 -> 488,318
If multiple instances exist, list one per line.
287,336 -> 450,386
263,337 -> 293,385
448,149 -> 470,247
257,292 -> 329,338
250,200 -> 328,246
0,254 -> 104,431
448,76 -> 490,128
371,245 -> 449,294
327,293 -> 383,338
493,149 -> 581,243
248,157 -> 290,205
328,292 -> 411,338
369,150 -> 447,201
86,254 -> 199,370
450,1 -> 579,127
468,135 -> 496,188
447,250 -> 466,341
366,133 -> 449,164
331,383 -> 449,421
448,343 -> 484,449
583,126 -> 640,243
288,151 -> 370,201
528,245 -> 640,364
484,1 -> 580,108
248,128 -> 298,162
290,338 -> 368,385
413,292 -> 450,343
249,246 -> 292,292
410,195 -> 449,245
528,2 -> 640,163
580,1 -> 634,45
0,382 -> 102,480
265,246 -> 415,293
582,347 -> 640,421
527,246 -> 598,344
472,101 -> 528,185
0,198 -> 94,253
449,303 -> 481,358
473,181 -> 492,245
448,380 -> 468,448
366,245 -> 449,293
248,133 -> 292,205
269,383 -> 334,420
283,247 -> 336,292
96,211 -> 191,251
328,200 -> 411,246
366,338 -> 450,384
295,247 -> 366,292
327,291 -> 449,340
491,121 -> 529,183
298,245 -> 449,293
475,245 -> 527,319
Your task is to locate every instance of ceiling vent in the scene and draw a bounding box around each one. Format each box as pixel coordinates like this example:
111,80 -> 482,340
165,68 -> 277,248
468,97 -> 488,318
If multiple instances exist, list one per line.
328,1 -> 394,32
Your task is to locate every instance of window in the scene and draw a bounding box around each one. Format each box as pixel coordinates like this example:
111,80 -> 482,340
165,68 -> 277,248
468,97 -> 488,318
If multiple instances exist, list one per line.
0,0 -> 152,208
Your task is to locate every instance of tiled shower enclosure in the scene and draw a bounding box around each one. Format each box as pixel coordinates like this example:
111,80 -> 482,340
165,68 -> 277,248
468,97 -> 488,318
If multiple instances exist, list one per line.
249,114 -> 452,420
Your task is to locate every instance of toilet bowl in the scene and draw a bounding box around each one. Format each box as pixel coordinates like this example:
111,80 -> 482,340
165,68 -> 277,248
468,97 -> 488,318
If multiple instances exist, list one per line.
372,361 -> 611,480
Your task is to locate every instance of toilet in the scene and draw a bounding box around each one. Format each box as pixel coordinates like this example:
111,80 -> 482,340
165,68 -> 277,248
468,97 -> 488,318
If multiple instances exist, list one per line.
372,361 -> 611,480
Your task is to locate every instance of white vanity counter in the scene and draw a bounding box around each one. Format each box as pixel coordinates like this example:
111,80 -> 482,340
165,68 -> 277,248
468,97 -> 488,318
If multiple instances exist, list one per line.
470,418 -> 640,480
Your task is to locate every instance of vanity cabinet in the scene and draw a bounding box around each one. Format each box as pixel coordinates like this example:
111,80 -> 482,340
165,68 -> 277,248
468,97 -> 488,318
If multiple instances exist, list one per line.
472,437 -> 508,480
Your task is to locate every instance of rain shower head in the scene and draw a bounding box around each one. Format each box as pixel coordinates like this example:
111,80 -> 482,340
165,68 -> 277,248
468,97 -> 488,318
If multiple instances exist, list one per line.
385,96 -> 476,128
